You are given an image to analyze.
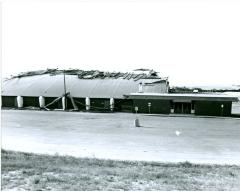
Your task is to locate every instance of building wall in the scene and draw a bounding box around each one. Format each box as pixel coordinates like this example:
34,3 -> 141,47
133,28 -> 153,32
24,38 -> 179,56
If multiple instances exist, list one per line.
23,97 -> 39,107
133,99 -> 170,114
1,96 -> 17,107
114,99 -> 133,112
73,98 -> 86,110
67,97 -> 133,112
90,98 -> 110,111
194,101 -> 232,116
45,97 -> 62,109
1,96 -> 234,117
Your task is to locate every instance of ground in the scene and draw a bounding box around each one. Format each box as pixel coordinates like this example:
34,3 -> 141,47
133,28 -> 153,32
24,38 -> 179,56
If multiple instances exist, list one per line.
2,110 -> 240,164
2,150 -> 240,191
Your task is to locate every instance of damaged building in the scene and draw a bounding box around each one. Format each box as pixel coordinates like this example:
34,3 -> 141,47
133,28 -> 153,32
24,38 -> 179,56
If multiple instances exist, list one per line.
1,69 -> 238,116
1,69 -> 169,112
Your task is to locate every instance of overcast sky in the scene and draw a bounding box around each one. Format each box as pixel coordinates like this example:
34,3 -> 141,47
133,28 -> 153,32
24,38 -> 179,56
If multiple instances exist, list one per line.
2,0 -> 240,86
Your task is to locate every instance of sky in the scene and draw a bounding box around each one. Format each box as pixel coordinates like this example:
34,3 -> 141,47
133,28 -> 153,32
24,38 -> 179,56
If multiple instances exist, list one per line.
1,0 -> 240,86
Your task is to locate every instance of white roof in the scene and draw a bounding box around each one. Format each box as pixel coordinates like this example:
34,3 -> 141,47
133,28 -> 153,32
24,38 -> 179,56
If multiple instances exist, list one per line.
2,74 -> 168,98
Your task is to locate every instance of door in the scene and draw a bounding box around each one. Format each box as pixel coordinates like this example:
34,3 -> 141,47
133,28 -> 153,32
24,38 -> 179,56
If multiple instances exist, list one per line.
174,102 -> 191,114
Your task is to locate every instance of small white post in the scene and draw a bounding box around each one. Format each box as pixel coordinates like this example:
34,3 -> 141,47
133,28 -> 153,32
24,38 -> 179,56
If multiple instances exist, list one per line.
148,102 -> 151,114
221,104 -> 224,116
86,97 -> 90,111
17,96 -> 23,108
134,106 -> 140,127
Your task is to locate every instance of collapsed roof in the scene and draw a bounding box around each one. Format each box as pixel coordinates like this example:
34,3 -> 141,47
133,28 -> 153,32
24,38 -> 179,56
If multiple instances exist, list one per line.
2,69 -> 169,98
7,68 -> 167,81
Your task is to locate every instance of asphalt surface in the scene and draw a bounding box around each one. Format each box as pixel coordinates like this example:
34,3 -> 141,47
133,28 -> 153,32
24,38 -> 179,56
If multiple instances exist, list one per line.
2,110 -> 240,164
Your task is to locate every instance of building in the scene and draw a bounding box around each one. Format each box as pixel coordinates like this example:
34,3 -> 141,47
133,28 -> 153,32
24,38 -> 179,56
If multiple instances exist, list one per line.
1,69 -> 238,116
1,69 -> 169,112
126,93 -> 238,116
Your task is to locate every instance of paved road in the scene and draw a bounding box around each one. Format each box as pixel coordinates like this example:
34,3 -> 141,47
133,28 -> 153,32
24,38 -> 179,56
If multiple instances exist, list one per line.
2,110 -> 240,164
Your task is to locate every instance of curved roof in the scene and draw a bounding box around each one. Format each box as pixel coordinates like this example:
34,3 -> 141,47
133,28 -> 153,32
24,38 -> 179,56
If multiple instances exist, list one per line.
2,74 -> 168,98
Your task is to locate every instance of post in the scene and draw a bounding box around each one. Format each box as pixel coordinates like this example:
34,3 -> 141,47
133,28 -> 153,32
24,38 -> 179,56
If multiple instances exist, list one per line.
63,70 -> 67,110
135,106 -> 138,114
221,104 -> 224,116
148,102 -> 151,114
134,106 -> 140,127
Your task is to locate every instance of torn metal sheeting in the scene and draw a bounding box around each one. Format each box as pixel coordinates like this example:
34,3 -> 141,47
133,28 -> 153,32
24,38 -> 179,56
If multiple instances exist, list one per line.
6,69 -> 166,81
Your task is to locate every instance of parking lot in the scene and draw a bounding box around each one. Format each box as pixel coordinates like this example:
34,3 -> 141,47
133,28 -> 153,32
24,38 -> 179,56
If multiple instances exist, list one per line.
2,110 -> 240,164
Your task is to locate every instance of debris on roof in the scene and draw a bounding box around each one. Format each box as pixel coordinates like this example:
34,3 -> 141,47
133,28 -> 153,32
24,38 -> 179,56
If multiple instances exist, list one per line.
8,68 -> 167,81
133,68 -> 151,71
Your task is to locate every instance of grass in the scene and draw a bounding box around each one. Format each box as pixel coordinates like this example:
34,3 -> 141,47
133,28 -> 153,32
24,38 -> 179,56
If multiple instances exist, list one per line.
1,149 -> 240,191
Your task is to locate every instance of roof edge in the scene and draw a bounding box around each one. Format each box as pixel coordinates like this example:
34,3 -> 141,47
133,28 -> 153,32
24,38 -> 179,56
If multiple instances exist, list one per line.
126,93 -> 239,102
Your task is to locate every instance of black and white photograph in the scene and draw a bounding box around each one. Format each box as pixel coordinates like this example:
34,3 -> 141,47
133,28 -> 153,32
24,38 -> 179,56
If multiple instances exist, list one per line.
1,0 -> 240,190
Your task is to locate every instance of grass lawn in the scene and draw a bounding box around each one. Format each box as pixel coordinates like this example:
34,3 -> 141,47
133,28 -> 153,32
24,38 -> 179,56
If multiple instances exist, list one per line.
1,150 -> 240,191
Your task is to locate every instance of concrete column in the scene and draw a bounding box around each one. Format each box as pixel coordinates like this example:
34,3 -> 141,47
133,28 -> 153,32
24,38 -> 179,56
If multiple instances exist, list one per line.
62,96 -> 66,110
17,96 -> 23,108
85,97 -> 90,111
110,98 -> 114,111
39,96 -> 45,108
